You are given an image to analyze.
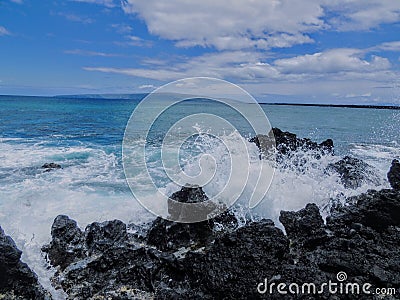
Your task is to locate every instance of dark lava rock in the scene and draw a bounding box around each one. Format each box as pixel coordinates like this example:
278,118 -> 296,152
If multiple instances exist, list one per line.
250,127 -> 334,157
42,215 -> 85,270
57,246 -> 169,299
179,219 -> 290,300
1,226 -> 51,299
280,203 -> 328,250
85,219 -> 128,255
41,162 -> 62,172
167,184 -> 220,222
328,189 -> 400,232
147,217 -> 214,252
326,156 -> 380,189
44,179 -> 400,300
388,159 -> 400,190
148,185 -> 238,251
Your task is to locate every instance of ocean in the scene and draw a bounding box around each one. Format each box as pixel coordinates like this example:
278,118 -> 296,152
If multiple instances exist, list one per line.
0,95 -> 399,297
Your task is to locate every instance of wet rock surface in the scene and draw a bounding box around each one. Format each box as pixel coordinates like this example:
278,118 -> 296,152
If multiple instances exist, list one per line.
250,127 -> 334,157
388,159 -> 400,190
0,226 -> 51,299
41,162 -> 62,171
326,156 -> 380,189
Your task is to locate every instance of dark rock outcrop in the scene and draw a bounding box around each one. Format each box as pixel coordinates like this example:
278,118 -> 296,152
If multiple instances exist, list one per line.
0,226 -> 50,299
42,215 -> 85,270
148,185 -> 238,251
41,162 -> 62,171
85,219 -> 128,255
280,203 -> 328,250
250,127 -> 334,157
326,156 -> 380,189
388,159 -> 400,190
43,163 -> 400,299
328,188 -> 400,232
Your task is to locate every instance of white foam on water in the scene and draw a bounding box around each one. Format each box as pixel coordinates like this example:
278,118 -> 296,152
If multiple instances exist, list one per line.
0,132 -> 395,299
0,140 -> 153,299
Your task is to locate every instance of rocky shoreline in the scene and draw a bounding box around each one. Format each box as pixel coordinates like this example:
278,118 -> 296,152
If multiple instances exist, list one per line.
1,129 -> 399,299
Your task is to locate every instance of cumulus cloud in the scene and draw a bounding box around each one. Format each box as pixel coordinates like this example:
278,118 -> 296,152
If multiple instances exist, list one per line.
121,0 -> 323,50
121,0 -> 400,51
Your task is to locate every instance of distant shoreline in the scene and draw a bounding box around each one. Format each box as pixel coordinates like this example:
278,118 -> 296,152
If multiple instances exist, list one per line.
259,102 -> 400,110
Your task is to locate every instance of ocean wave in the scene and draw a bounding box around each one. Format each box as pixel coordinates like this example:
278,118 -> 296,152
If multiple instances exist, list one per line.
0,130 -> 395,297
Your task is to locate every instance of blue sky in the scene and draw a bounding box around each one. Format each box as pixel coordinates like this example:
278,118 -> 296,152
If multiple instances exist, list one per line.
1,0 -> 400,104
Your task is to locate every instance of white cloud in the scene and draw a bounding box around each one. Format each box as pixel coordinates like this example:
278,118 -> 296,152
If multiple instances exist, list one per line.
322,0 -> 400,31
114,35 -> 153,47
64,49 -> 120,57
71,0 -> 117,8
0,26 -> 11,36
122,0 -> 324,50
83,45 -> 399,103
138,84 -> 156,89
10,0 -> 23,4
58,12 -> 94,24
111,24 -> 133,34
83,67 -> 185,81
345,92 -> 372,98
85,51 -> 279,81
121,0 -> 400,51
274,49 -> 391,74
371,41 -> 400,52
84,47 -> 392,82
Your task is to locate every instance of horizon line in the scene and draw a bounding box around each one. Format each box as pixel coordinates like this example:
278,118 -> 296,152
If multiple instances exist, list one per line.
0,94 -> 399,109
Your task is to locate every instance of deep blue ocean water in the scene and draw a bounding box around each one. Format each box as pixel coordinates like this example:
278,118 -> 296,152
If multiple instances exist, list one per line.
0,95 -> 399,296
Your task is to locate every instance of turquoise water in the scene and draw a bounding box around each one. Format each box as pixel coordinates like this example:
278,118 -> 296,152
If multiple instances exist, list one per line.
1,95 -> 399,151
0,95 -> 399,296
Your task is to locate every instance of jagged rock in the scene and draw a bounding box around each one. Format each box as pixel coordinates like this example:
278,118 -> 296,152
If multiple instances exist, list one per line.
167,184 -> 220,222
280,203 -> 327,249
328,189 -> 400,232
326,155 -> 380,189
41,162 -> 62,171
57,246 -> 169,299
177,219 -> 290,300
388,159 -> 400,190
147,218 -> 214,252
42,215 -> 85,270
44,176 -> 400,300
0,226 -> 51,299
148,185 -> 238,251
250,127 -> 334,157
85,219 -> 128,255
